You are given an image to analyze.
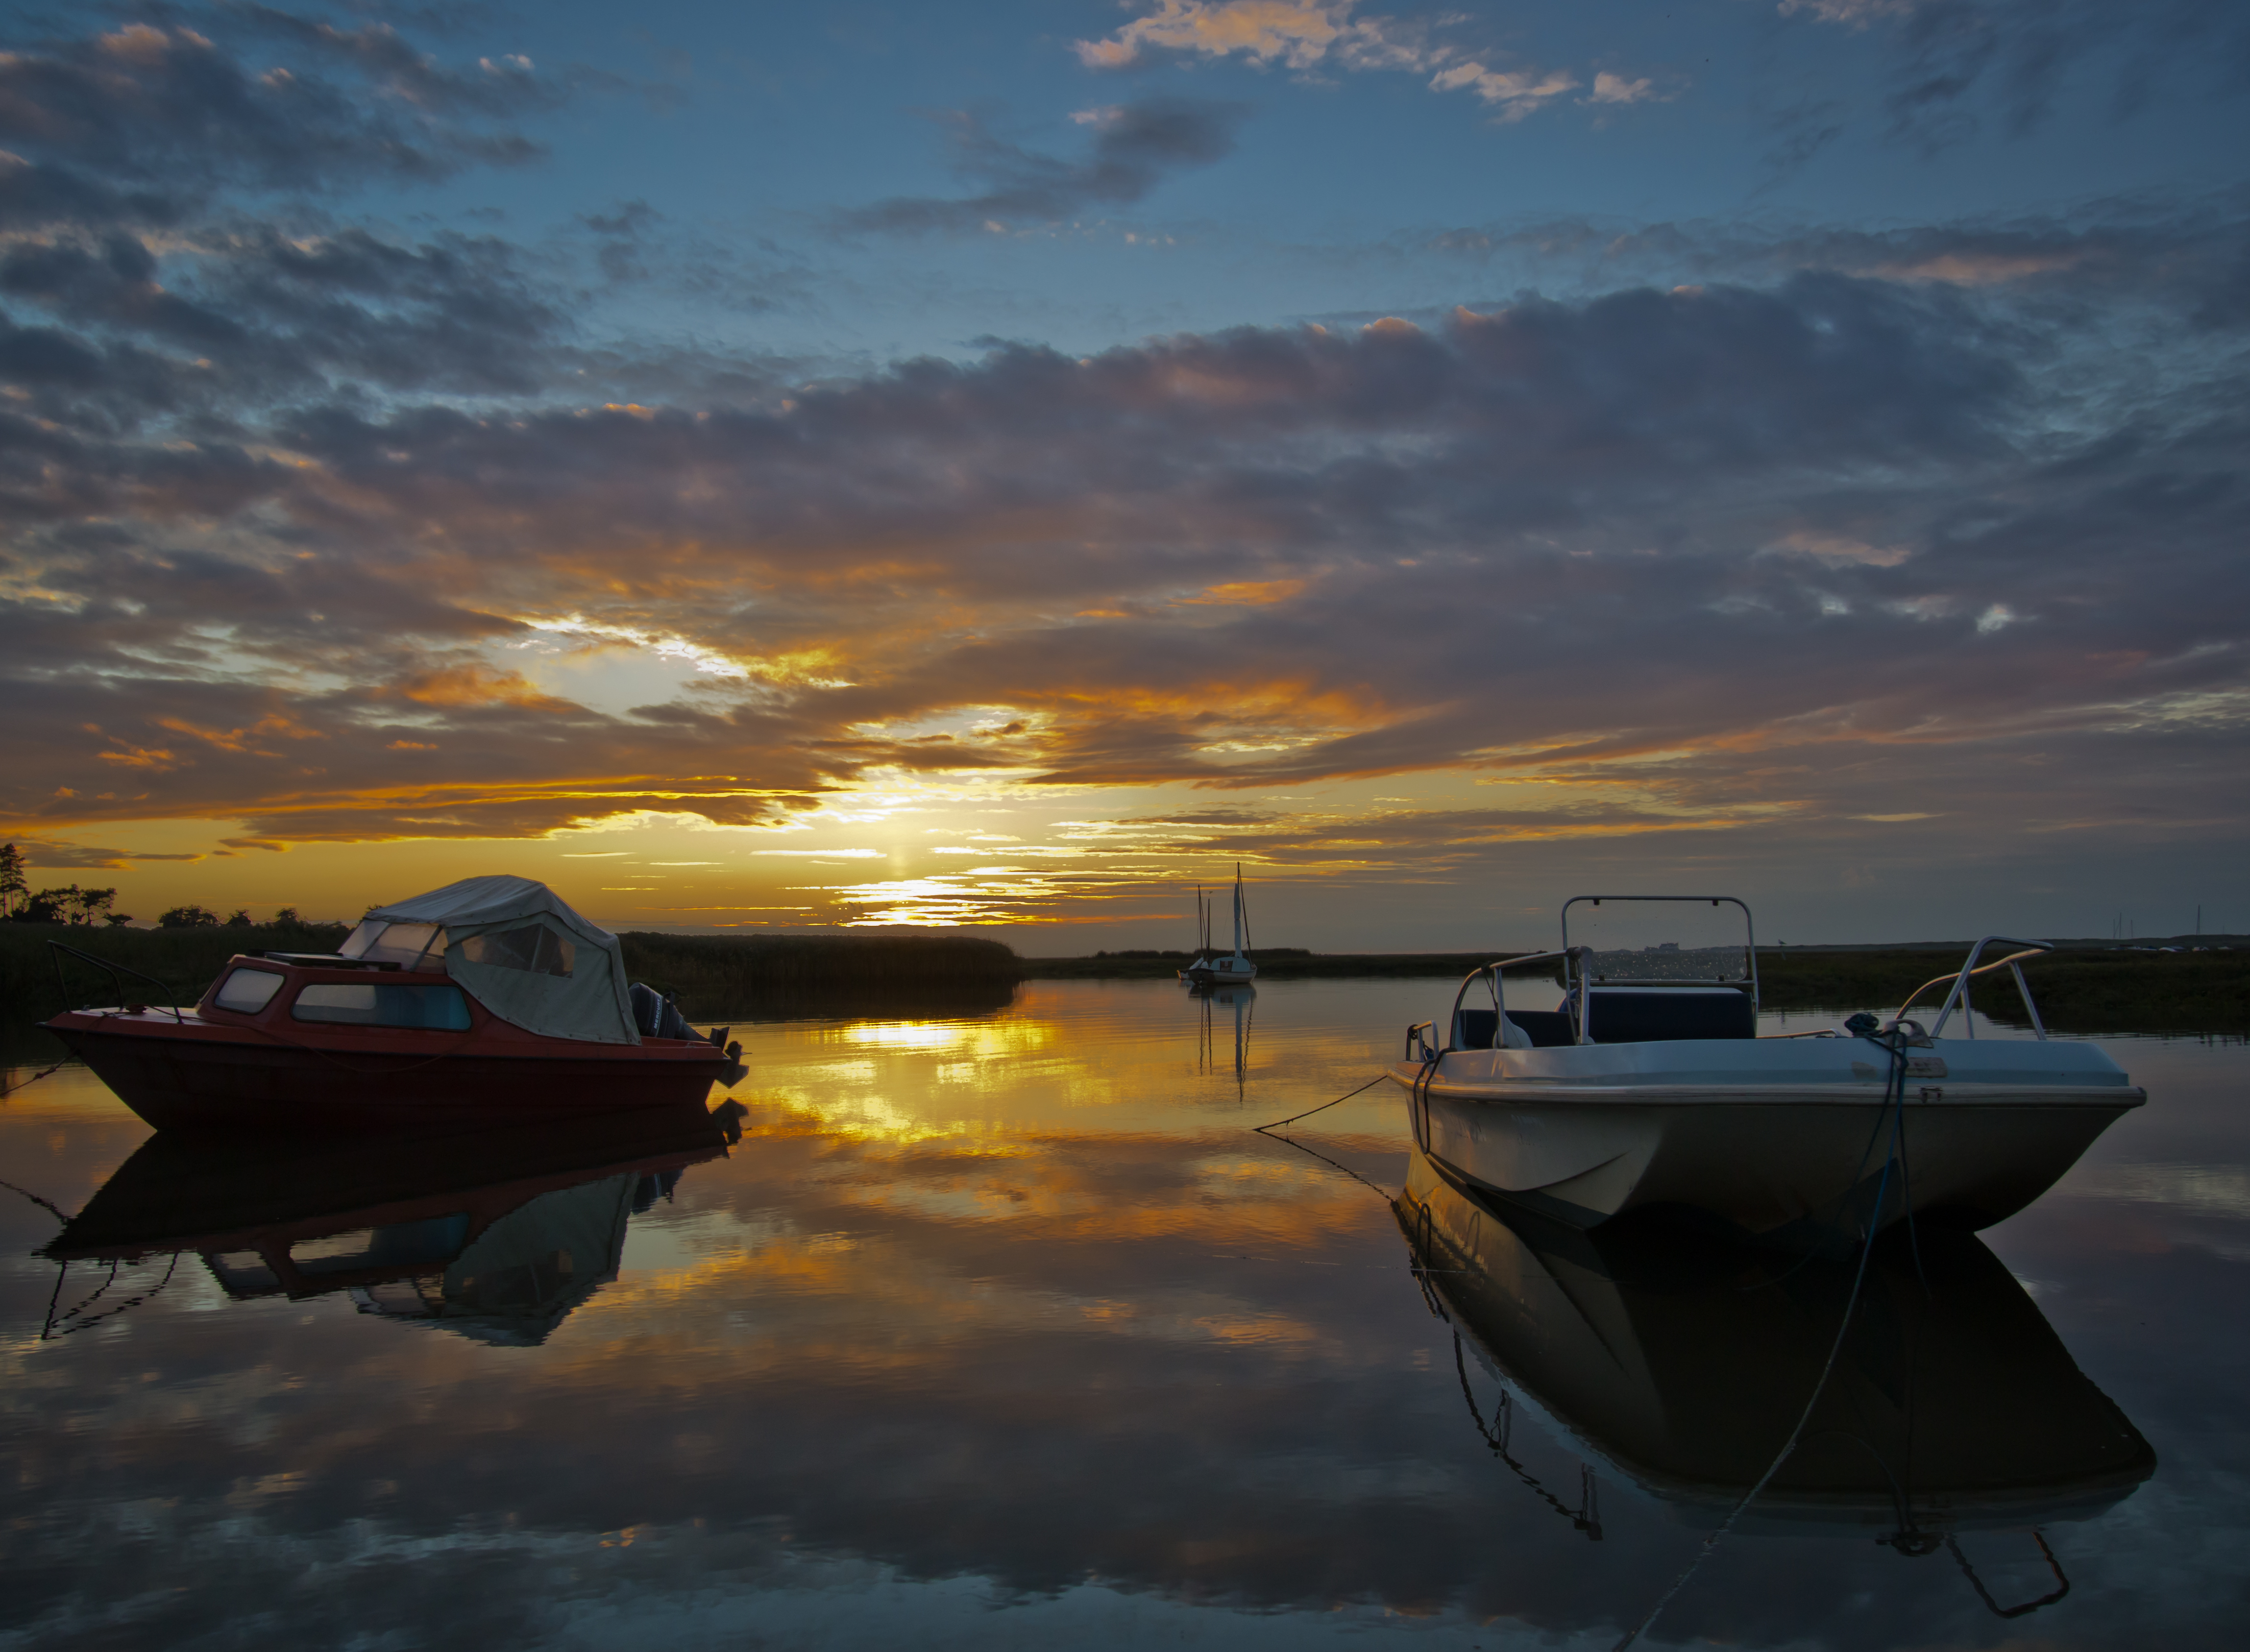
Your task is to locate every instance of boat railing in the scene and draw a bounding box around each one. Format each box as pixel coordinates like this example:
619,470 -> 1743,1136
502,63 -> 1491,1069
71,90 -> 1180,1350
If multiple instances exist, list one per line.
1560,895 -> 1760,1011
47,940 -> 186,1023
1428,947 -> 1595,1053
1897,936 -> 2056,1041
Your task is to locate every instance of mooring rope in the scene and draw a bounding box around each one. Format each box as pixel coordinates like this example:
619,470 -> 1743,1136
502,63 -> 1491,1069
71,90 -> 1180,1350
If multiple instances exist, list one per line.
1611,1021 -> 1919,1651
0,1060 -> 69,1100
1250,1071 -> 1389,1135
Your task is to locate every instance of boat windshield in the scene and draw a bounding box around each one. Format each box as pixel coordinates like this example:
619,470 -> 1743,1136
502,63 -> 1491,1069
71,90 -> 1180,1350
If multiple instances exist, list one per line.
339,920 -> 447,968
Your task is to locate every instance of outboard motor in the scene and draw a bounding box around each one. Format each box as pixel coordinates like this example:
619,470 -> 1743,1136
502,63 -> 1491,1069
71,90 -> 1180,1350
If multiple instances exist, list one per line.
629,981 -> 697,1042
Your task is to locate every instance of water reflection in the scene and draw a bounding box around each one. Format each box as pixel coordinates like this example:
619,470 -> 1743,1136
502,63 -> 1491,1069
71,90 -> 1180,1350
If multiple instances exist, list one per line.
2,984 -> 2242,1652
42,1106 -> 730,1345
1193,981 -> 1255,1093
1395,1144 -> 2153,1586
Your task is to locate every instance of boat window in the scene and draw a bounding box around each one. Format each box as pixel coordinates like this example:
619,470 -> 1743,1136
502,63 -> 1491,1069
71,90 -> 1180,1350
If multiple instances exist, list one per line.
212,968 -> 285,1014
458,923 -> 575,978
290,1215 -> 471,1276
338,921 -> 448,967
293,982 -> 473,1031
203,1251 -> 282,1298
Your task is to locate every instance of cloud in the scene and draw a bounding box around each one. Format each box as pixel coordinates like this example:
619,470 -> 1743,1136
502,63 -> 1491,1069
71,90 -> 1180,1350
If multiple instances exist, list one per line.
1074,1 -> 1659,125
0,12 -> 2240,908
836,97 -> 1247,234
1585,71 -> 1663,107
1427,63 -> 1580,122
8,835 -> 202,870
1777,0 -> 2250,146
0,12 -> 561,233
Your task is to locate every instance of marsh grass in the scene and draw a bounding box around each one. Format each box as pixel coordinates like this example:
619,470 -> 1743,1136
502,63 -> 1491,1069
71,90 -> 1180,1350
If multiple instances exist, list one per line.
615,932 -> 1020,1020
5,923 -> 2239,1039
1754,947 -> 2250,1034
1,921 -> 351,1017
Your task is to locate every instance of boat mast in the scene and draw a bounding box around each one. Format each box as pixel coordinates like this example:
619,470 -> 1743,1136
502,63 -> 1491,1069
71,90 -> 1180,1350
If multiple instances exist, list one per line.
1232,863 -> 1244,957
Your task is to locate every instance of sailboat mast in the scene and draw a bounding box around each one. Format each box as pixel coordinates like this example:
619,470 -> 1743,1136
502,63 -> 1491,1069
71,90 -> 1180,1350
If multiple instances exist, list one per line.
1232,863 -> 1243,955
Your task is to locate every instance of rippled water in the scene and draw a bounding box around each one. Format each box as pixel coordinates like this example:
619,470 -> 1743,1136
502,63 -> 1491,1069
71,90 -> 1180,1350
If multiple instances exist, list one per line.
3,979 -> 2245,1651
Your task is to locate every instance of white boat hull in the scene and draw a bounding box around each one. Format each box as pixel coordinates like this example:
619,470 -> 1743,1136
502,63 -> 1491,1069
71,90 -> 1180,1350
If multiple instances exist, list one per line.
1387,1037 -> 2142,1242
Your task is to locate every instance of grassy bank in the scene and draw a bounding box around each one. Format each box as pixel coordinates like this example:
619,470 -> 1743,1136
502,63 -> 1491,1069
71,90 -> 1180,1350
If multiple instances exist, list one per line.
2,920 -> 353,1018
1023,947 -> 1570,981
2,923 -> 1024,1025
1026,943 -> 2248,1035
1755,947 -> 2250,1034
7,923 -> 2239,1038
615,932 -> 1019,1020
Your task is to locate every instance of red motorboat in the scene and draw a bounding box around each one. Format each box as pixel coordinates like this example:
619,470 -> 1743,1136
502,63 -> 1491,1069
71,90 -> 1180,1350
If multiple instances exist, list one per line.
43,875 -> 738,1130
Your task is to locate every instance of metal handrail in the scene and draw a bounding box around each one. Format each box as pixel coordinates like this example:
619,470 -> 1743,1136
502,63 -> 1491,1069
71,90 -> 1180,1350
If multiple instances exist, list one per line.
1897,936 -> 2055,1041
47,940 -> 187,1023
1560,895 -> 1760,1011
1443,947 -> 1594,1051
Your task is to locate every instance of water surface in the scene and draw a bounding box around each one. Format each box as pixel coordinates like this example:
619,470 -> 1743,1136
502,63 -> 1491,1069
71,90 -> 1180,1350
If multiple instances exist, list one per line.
4,979 -> 2245,1650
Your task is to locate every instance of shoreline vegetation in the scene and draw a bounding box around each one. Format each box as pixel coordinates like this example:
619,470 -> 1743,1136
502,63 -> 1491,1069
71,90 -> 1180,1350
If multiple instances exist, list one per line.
1,924 -> 2242,1037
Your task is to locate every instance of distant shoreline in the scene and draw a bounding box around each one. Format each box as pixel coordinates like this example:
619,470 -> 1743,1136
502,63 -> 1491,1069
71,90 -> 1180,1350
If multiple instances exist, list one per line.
5,924 -> 2241,1038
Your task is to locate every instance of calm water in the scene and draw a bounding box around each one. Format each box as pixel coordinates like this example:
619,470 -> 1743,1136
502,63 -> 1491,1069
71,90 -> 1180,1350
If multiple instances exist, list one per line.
3,979 -> 2246,1651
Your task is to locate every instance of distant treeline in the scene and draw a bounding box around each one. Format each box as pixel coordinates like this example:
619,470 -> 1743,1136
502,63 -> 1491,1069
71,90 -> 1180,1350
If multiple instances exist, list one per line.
1,918 -> 353,1017
615,931 -> 1019,1020
1755,947 -> 2249,1034
4,923 -> 2240,1038
0,922 -> 1023,1025
1025,949 -> 1567,981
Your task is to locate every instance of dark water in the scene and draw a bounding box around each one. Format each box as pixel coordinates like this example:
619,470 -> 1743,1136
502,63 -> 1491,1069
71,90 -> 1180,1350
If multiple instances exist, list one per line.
3,980 -> 2245,1651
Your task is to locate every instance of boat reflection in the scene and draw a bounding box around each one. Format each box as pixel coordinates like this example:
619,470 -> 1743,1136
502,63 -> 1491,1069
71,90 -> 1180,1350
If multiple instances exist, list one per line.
1193,981 -> 1254,1092
1395,1146 -> 2153,1564
41,1103 -> 734,1346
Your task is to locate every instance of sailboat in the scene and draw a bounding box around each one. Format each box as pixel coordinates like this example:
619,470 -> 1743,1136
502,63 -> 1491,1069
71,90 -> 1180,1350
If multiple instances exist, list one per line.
1180,865 -> 1256,987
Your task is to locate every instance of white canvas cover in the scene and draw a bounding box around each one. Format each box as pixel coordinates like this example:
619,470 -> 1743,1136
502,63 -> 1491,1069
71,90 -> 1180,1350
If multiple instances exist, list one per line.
357,875 -> 640,1045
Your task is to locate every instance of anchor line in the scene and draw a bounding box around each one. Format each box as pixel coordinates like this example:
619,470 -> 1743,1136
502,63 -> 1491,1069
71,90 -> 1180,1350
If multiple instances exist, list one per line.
1612,1023 -> 1919,1652
44,1252 -> 183,1340
0,1060 -> 68,1100
1251,1071 -> 1389,1135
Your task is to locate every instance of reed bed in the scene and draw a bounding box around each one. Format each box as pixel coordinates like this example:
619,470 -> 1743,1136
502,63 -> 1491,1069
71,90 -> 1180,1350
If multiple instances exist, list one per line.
4,922 -> 2238,1038
1,923 -> 1021,1023
615,932 -> 1020,1019
1755,947 -> 2250,1034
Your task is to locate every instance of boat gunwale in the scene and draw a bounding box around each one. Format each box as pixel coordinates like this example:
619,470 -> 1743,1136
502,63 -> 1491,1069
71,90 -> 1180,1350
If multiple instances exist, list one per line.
1388,1069 -> 2147,1108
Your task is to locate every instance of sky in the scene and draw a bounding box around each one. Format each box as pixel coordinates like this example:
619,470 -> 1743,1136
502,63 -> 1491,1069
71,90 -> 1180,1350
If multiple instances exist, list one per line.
1,0 -> 2246,951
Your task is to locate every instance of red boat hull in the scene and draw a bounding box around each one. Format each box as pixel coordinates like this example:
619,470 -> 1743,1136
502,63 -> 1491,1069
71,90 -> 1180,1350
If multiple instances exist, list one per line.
47,961 -> 730,1130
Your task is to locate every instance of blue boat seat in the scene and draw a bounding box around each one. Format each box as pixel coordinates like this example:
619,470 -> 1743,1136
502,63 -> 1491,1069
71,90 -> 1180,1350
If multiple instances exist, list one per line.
1581,987 -> 1754,1043
1452,1008 -> 1577,1049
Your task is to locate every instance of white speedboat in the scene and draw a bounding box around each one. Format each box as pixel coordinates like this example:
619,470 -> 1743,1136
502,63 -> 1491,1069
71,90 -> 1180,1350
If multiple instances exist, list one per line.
1386,897 -> 2143,1246
1179,865 -> 1257,987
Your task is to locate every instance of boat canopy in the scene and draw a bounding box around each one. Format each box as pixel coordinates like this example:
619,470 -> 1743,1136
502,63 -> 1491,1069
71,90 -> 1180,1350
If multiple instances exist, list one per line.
344,875 -> 640,1045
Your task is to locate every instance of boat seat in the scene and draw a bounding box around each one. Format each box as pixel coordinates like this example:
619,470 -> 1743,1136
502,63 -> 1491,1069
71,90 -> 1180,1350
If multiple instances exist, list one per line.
1451,1009 -> 1576,1049
1506,1010 -> 1577,1047
1582,987 -> 1754,1043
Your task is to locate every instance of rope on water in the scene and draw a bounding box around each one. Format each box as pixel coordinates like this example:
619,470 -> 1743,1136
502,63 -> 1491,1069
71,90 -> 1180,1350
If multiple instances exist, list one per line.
1251,1071 -> 1389,1136
1,1176 -> 69,1223
1611,1023 -> 1917,1652
0,1060 -> 69,1100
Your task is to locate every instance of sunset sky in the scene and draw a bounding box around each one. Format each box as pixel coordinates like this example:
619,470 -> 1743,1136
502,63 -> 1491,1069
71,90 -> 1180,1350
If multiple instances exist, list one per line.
3,0 -> 2245,950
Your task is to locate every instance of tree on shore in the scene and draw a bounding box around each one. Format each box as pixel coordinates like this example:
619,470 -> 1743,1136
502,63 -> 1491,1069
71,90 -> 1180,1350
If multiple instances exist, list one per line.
9,885 -> 119,925
158,904 -> 222,929
0,845 -> 23,918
